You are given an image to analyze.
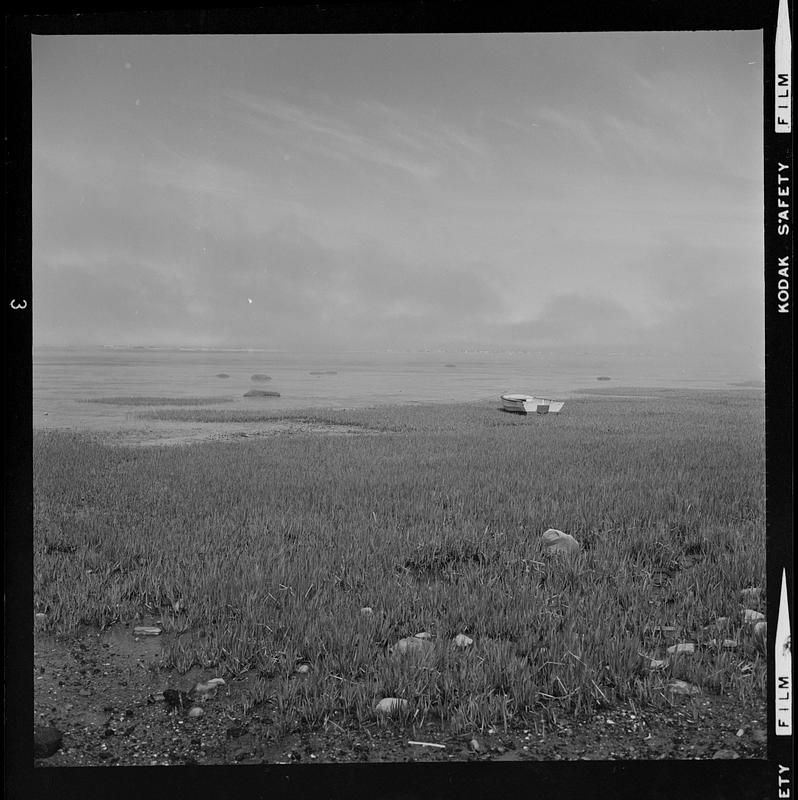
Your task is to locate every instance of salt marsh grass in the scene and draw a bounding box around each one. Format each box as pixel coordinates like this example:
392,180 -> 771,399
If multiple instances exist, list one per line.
34,390 -> 765,734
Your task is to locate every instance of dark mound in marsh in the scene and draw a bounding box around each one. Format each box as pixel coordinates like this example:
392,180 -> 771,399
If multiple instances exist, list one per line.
215,373 -> 230,378
244,389 -> 281,398
597,376 -> 611,381
251,374 -> 272,382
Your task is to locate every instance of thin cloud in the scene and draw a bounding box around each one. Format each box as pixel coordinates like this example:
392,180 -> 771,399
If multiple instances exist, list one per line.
227,91 -> 442,180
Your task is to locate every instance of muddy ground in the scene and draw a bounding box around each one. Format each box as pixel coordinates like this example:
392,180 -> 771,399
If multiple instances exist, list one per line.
78,418 -> 379,448
34,622 -> 766,767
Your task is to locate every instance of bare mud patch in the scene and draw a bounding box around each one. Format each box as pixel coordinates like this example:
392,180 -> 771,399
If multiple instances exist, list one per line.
97,419 -> 379,448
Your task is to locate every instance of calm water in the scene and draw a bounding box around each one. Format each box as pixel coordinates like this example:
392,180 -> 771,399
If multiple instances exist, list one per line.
32,346 -> 763,430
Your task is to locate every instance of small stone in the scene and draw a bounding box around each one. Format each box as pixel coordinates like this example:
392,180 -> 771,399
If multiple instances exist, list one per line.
649,625 -> 678,637
541,528 -> 580,555
469,738 -> 482,753
389,636 -> 432,658
374,698 -> 409,715
34,725 -> 63,758
667,642 -> 696,655
452,634 -> 474,648
194,677 -> 226,695
667,680 -> 701,696
736,728 -> 745,737
743,609 -> 765,623
360,607 -> 374,615
295,664 -> 311,674
413,631 -> 433,640
649,658 -> 669,670
708,638 -> 739,649
187,706 -> 204,718
713,749 -> 740,759
133,626 -> 162,636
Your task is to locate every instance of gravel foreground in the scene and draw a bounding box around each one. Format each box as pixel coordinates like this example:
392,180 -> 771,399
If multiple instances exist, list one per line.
35,625 -> 766,766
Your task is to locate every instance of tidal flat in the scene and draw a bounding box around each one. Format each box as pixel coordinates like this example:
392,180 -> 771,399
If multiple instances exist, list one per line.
33,389 -> 767,764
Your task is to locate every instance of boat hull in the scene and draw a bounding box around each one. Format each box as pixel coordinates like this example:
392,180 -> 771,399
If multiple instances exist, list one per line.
501,394 -> 564,414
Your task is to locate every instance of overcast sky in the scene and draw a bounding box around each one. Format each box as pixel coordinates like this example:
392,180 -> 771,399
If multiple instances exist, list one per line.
33,32 -> 763,370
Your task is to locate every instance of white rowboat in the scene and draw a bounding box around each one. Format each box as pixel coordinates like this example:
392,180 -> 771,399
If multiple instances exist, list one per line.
501,393 -> 564,414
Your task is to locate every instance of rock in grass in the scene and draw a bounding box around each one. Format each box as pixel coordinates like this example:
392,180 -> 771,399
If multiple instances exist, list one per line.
469,738 -> 482,752
703,617 -> 730,633
295,664 -> 311,674
666,642 -> 696,655
194,678 -> 226,698
453,634 -> 474,648
743,609 -> 765,623
541,529 -> 580,555
740,587 -> 763,602
712,749 -> 740,759
648,658 -> 669,670
34,725 -> 62,758
360,606 -> 374,615
374,698 -> 408,715
709,638 -> 739,650
243,389 -> 280,398
133,626 -> 162,636
188,706 -> 204,718
389,636 -> 432,658
649,625 -> 679,638
667,680 -> 700,696
413,631 -> 433,640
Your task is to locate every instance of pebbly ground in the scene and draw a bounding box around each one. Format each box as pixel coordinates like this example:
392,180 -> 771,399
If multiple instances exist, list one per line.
34,624 -> 766,766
